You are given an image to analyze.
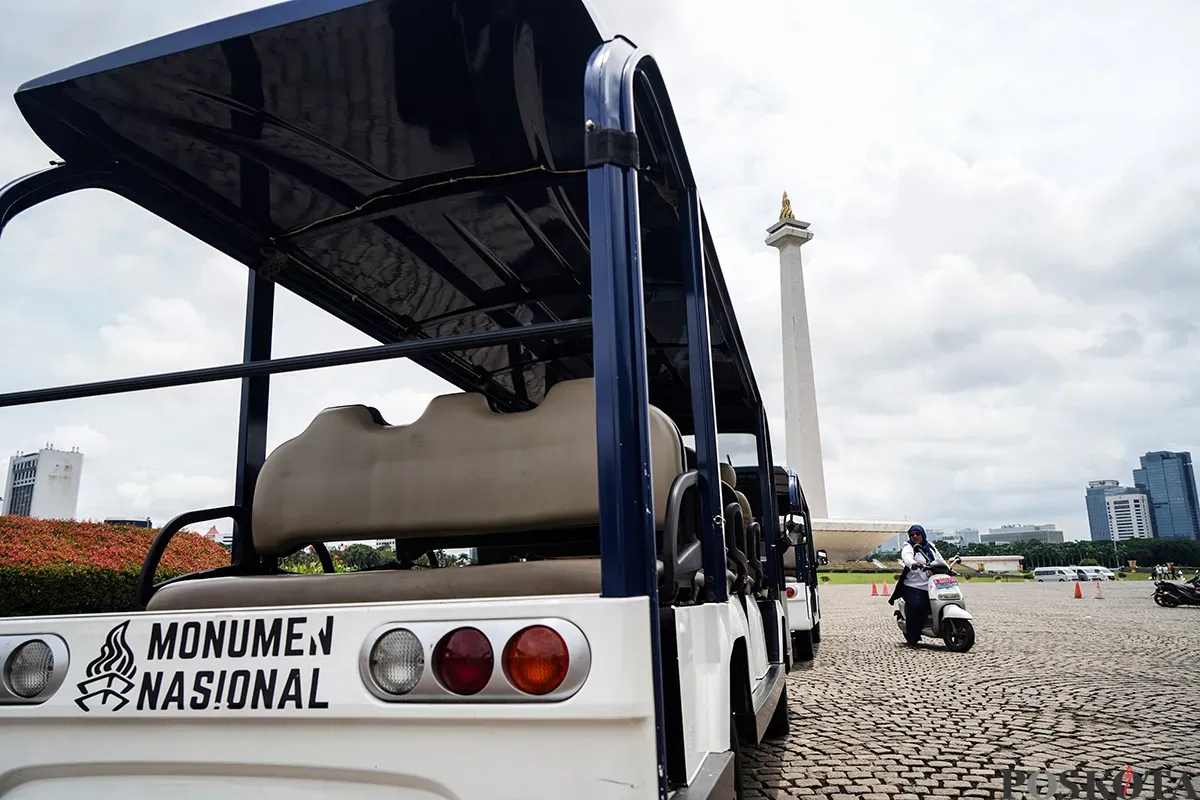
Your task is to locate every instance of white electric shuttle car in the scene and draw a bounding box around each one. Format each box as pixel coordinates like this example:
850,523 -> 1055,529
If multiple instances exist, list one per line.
0,1 -> 802,798
775,468 -> 821,661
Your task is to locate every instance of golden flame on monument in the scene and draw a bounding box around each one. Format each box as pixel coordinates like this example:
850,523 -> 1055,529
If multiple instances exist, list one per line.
778,191 -> 795,221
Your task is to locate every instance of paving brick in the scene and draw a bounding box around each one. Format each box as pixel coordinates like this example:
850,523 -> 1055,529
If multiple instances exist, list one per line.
738,582 -> 1200,798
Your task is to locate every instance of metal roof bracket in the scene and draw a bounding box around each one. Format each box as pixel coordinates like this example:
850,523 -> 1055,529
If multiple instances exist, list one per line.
584,127 -> 640,170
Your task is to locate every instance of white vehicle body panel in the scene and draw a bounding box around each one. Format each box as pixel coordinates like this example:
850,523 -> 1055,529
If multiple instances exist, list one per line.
671,596 -> 779,784
739,597 -> 769,683
673,602 -> 735,783
0,595 -> 661,800
784,581 -> 816,632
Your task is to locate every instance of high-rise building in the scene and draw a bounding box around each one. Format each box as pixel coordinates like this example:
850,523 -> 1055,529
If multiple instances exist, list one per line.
982,524 -> 1064,545
1133,451 -> 1200,540
1086,480 -> 1120,541
1105,492 -> 1153,541
2,447 -> 84,519
954,528 -> 981,545
1085,480 -> 1152,541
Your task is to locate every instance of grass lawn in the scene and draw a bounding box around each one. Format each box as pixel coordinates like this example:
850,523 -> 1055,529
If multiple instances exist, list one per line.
814,571 -> 1034,585
816,572 -> 900,585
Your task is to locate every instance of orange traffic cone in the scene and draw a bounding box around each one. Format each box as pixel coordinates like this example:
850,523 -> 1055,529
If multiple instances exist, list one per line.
870,581 -> 879,596
1073,581 -> 1083,599
882,581 -> 890,596
1094,582 -> 1105,600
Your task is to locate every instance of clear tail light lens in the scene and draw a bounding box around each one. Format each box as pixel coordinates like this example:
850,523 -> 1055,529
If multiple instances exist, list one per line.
503,625 -> 570,696
6,639 -> 54,698
369,629 -> 424,695
433,627 -> 493,695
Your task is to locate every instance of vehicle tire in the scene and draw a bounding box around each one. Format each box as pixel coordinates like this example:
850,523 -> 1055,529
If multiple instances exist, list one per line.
730,715 -> 746,800
1159,593 -> 1179,608
942,619 -> 975,652
811,621 -> 822,644
765,681 -> 789,738
1154,592 -> 1169,607
791,629 -> 814,662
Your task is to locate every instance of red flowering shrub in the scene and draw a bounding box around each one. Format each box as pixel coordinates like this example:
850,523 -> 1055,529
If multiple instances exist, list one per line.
0,517 -> 229,616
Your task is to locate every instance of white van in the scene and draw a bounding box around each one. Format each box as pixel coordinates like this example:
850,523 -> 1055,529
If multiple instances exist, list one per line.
1033,567 -> 1076,582
1080,566 -> 1115,581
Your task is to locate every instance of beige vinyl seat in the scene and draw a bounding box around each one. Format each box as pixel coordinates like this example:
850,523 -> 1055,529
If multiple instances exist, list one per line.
719,462 -> 754,528
148,378 -> 686,612
782,546 -> 797,578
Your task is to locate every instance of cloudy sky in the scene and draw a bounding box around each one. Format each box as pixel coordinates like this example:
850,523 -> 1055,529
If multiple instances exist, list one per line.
2,0 -> 1199,541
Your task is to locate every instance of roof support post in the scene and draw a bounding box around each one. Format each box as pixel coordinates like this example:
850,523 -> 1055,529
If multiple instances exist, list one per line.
680,189 -> 728,605
584,37 -> 669,800
224,35 -> 272,567
756,411 -> 781,603
232,270 -> 273,564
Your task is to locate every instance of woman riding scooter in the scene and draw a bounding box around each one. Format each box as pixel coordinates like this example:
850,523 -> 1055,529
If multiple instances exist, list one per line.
889,524 -> 945,647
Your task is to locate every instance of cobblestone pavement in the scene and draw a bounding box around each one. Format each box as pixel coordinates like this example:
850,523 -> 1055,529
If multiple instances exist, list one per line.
743,580 -> 1200,799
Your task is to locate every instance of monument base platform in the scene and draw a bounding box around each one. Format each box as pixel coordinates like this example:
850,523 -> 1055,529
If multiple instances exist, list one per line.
810,519 -> 911,563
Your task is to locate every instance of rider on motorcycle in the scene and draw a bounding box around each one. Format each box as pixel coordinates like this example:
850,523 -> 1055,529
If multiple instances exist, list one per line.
891,524 -> 946,647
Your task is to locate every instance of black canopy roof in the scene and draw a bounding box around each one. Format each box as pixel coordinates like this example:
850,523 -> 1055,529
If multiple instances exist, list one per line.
11,0 -> 765,432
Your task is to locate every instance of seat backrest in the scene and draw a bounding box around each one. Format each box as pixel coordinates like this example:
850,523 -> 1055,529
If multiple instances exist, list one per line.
720,462 -> 755,528
251,378 -> 685,557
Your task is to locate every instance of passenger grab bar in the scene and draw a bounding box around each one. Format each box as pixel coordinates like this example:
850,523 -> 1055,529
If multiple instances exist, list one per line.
745,520 -> 766,593
661,470 -> 702,601
136,506 -> 250,609
137,507 -> 341,608
724,502 -> 751,595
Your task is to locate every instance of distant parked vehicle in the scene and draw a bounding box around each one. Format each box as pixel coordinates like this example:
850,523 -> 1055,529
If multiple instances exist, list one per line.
1033,567 -> 1076,582
1072,566 -> 1114,582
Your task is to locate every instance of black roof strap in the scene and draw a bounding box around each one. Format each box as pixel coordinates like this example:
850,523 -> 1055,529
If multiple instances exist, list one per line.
585,128 -> 640,170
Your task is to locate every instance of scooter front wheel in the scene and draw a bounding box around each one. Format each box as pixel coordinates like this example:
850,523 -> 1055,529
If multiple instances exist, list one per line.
942,619 -> 975,652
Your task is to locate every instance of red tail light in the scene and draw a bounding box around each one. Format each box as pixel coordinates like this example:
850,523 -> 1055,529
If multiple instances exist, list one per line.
503,625 -> 570,695
785,586 -> 797,598
432,627 -> 493,695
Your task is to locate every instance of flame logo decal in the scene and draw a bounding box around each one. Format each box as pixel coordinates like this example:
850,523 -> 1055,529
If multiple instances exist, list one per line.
85,620 -> 137,680
75,621 -> 138,712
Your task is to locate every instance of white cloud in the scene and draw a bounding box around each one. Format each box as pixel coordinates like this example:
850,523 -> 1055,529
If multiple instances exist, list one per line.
2,0 -> 1200,545
43,425 -> 109,458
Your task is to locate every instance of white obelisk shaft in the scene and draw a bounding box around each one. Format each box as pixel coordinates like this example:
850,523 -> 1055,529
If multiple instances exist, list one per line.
765,217 -> 829,519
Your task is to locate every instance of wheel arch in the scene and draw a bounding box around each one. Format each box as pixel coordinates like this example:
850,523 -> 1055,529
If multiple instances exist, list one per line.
729,635 -> 754,743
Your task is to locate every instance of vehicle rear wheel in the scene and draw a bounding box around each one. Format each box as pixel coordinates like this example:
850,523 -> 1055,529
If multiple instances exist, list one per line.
811,621 -> 821,644
942,619 -> 975,652
791,629 -> 814,662
765,681 -> 789,738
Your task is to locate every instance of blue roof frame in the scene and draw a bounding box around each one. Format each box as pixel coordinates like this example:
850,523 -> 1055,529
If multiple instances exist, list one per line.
3,0 -> 765,432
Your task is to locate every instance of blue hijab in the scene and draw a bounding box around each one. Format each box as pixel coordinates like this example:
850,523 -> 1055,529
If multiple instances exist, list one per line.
907,524 -> 935,561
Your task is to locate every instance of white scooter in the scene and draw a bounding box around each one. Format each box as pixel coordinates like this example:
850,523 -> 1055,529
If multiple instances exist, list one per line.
893,556 -> 976,652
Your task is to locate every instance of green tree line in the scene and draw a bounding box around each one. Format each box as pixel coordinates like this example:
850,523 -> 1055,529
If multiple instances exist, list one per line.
878,537 -> 1200,570
279,543 -> 472,573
